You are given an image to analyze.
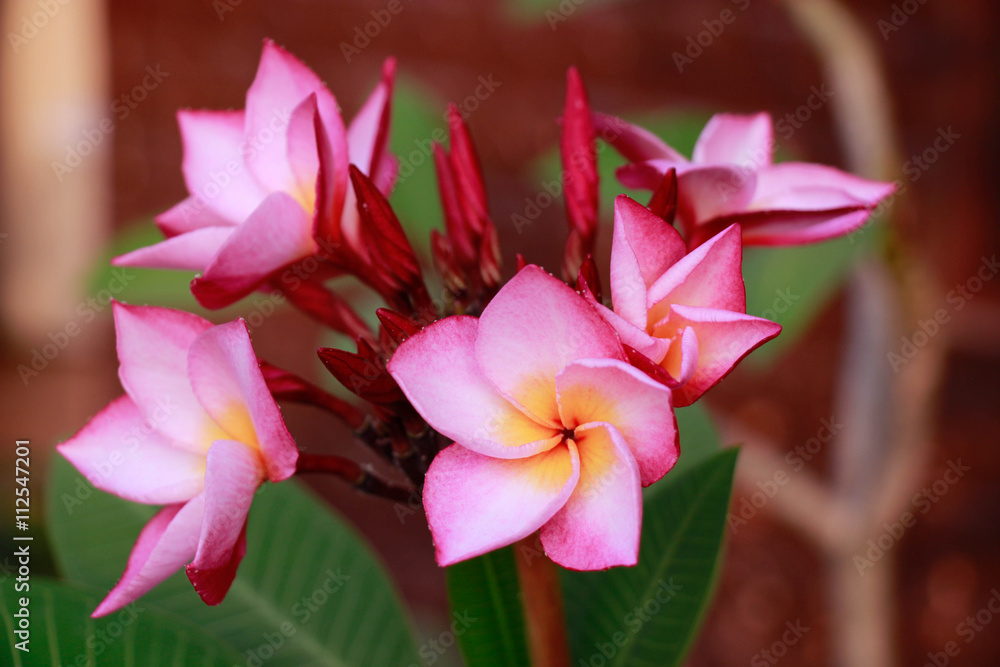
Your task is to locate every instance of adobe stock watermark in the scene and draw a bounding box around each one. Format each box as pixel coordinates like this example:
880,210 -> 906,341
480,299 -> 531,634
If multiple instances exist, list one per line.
877,0 -> 929,40
212,0 -> 243,20
774,84 -> 834,140
854,459 -> 970,576
17,268 -> 136,386
672,0 -> 752,73
406,610 -> 478,666
750,620 -> 810,666
393,75 -> 502,187
849,126 -> 960,243
60,395 -> 177,516
66,604 -> 144,667
887,254 -> 998,373
510,115 -> 629,234
578,578 -> 682,667
923,588 -> 1000,667
240,567 -> 350,667
51,65 -> 170,181
728,417 -> 842,534
175,106 -> 292,225
758,288 -> 800,322
7,0 -> 72,53
716,84 -> 833,204
544,0 -> 588,30
340,0 -> 412,63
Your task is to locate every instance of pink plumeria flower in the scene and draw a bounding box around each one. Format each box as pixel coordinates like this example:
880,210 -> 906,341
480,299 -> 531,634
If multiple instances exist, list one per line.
592,195 -> 781,407
388,266 -> 678,570
57,303 -> 298,617
114,40 -> 397,308
595,112 -> 895,247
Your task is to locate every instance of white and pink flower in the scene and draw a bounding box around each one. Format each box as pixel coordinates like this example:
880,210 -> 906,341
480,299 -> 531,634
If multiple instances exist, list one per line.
388,266 -> 679,570
115,41 -> 396,308
596,111 -> 895,247
592,195 -> 782,406
58,303 -> 298,617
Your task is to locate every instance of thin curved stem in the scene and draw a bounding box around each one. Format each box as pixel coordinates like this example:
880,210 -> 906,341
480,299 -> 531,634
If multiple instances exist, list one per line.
295,452 -> 414,503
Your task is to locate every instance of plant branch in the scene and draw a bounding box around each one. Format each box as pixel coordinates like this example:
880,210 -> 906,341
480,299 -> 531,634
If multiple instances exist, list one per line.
295,452 -> 414,503
514,534 -> 571,667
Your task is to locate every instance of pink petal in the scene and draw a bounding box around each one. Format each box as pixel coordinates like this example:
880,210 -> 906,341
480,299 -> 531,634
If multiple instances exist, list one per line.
692,112 -> 774,168
588,297 -> 670,364
347,58 -> 396,181
186,320 -> 298,481
475,266 -> 625,427
617,161 -> 758,236
387,316 -> 562,459
92,495 -> 205,618
540,423 -> 642,570
191,192 -> 316,309
555,359 -> 678,486
646,224 -> 746,323
244,41 -> 348,208
113,302 -> 217,452
285,94 -> 321,208
659,325 -> 700,387
655,305 -> 781,406
156,198 -> 236,238
112,227 -> 234,272
178,110 -> 266,222
718,207 -> 874,246
424,442 -> 580,566
591,112 -> 687,163
751,162 -> 896,210
371,153 -> 399,194
186,439 -> 262,605
57,396 -> 205,505
609,195 -> 686,328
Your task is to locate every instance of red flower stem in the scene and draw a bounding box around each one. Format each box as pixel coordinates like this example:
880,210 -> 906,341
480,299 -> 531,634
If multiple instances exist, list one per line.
514,534 -> 571,667
295,453 -> 414,503
259,361 -> 366,430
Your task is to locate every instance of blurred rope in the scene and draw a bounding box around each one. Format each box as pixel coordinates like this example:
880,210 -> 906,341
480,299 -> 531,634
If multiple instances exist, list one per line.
723,1 -> 950,666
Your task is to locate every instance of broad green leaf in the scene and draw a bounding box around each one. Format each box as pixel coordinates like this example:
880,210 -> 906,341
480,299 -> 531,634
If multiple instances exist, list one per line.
0,577 -> 241,666
563,448 -> 738,667
446,546 -> 530,667
47,456 -> 420,667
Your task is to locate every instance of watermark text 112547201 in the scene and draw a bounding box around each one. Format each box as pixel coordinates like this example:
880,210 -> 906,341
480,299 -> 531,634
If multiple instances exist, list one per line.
12,440 -> 32,652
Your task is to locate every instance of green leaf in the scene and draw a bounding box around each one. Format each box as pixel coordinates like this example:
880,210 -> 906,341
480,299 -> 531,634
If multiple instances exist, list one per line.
0,577 -> 242,666
46,456 -> 421,667
446,546 -> 530,667
563,448 -> 738,667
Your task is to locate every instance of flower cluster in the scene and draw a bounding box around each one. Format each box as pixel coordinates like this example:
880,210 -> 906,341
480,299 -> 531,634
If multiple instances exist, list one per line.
59,42 -> 893,615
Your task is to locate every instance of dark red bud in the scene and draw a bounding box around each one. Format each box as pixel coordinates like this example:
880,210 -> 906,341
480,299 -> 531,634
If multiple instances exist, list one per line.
575,255 -> 603,302
376,308 -> 422,344
647,168 -> 678,225
318,345 -> 406,404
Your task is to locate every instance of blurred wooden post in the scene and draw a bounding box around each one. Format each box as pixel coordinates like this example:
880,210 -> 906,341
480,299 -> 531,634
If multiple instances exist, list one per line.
0,0 -> 110,343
